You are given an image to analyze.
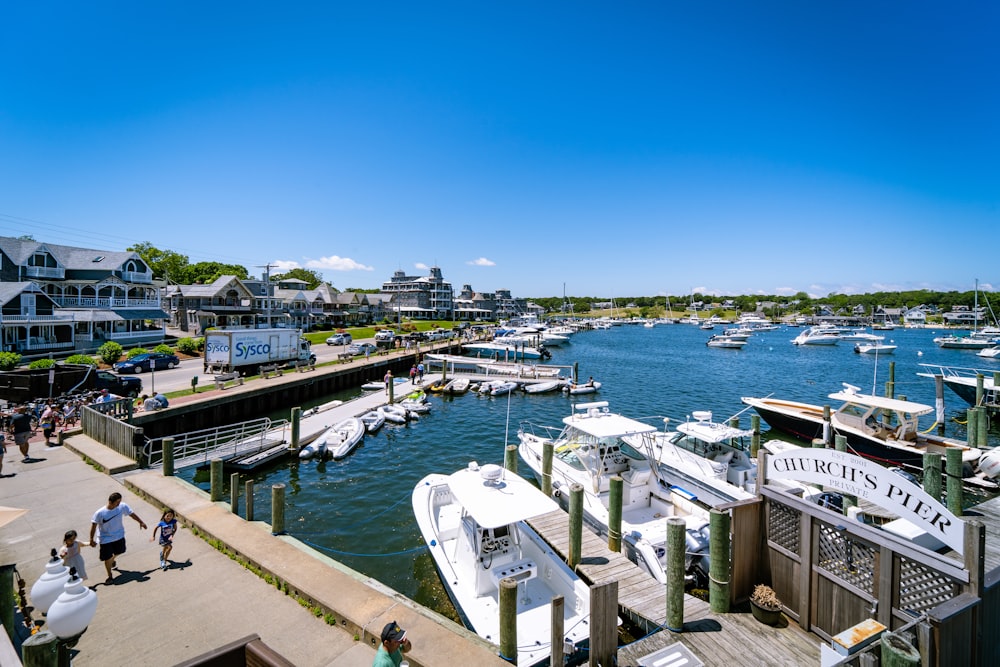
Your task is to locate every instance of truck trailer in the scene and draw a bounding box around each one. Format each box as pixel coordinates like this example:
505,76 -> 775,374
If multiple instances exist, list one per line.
203,328 -> 315,375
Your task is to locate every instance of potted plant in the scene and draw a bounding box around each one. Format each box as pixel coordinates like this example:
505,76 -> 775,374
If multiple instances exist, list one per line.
749,584 -> 783,625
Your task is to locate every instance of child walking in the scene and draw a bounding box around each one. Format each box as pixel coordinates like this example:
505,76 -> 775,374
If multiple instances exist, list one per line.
151,508 -> 178,570
59,530 -> 90,580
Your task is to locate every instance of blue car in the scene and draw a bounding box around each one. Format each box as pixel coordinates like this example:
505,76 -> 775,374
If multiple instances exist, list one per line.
113,352 -> 180,374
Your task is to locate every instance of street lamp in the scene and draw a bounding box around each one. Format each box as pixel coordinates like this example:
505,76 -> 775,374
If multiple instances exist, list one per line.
30,548 -> 69,614
47,567 -> 98,667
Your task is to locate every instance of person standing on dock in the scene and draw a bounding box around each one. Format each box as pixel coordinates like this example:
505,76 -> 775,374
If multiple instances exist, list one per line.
90,491 -> 147,584
373,621 -> 411,667
417,362 -> 424,382
409,365 -> 417,384
384,370 -> 393,396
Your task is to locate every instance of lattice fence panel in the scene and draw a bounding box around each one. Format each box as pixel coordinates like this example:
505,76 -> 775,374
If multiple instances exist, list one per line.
768,500 -> 800,554
816,523 -> 876,594
898,556 -> 960,616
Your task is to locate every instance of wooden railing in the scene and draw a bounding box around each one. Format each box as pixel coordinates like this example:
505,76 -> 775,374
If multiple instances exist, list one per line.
81,402 -> 145,463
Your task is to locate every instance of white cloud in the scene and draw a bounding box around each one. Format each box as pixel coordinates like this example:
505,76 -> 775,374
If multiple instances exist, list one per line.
774,287 -> 798,296
467,257 -> 496,267
270,260 -> 302,272
304,256 -> 374,271
414,262 -> 429,270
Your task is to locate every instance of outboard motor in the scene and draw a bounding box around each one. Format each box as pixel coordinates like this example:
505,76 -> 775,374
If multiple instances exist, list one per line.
684,522 -> 711,587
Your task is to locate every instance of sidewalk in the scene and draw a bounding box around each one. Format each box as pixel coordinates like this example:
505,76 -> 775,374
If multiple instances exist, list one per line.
0,430 -> 504,667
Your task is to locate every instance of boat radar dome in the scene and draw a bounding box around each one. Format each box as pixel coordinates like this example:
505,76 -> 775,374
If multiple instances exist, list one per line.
692,411 -> 712,422
480,463 -> 504,484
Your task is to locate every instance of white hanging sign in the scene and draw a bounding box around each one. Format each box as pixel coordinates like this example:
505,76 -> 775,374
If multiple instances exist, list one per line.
767,448 -> 964,555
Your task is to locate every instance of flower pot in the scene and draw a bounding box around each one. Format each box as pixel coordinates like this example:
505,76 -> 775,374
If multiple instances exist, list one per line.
750,599 -> 783,626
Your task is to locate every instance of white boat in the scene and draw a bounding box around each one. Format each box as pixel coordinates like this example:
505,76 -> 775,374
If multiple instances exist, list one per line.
412,462 -> 592,666
297,435 -> 328,460
933,334 -> 993,350
706,335 -> 746,349
463,342 -> 551,360
854,342 -> 897,355
840,329 -> 885,342
400,398 -> 431,414
791,326 -> 840,346
518,402 -> 717,586
563,380 -> 601,395
325,417 -> 365,460
480,380 -> 518,396
381,404 -> 410,424
306,399 -> 344,415
522,379 -> 566,394
360,410 -> 386,434
977,346 -> 1000,359
540,332 -> 570,346
444,377 -> 471,394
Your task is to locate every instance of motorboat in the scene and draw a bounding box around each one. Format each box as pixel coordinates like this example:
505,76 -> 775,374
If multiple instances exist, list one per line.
742,386 -> 995,488
412,462 -> 592,666
706,335 -> 746,349
540,332 -> 570,346
297,435 -> 328,460
839,329 -> 885,342
563,380 -> 601,395
443,377 -> 471,394
517,402 -> 713,586
522,379 -> 566,394
481,380 -> 518,396
360,410 -> 386,434
916,363 -> 1000,408
721,327 -> 753,340
977,346 -> 1000,359
853,342 -> 897,355
325,417 -> 365,460
791,326 -> 840,345
381,404 -> 410,424
400,398 -> 432,414
463,341 -> 551,360
933,334 -> 992,350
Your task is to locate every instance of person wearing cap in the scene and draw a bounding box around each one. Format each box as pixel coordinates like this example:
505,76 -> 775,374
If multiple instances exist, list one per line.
373,620 -> 411,667
94,388 -> 116,404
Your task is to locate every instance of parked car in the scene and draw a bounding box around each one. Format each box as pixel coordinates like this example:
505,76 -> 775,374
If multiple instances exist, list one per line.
405,332 -> 428,342
325,333 -> 353,346
113,352 -> 180,374
346,342 -> 378,356
94,370 -> 143,397
374,330 -> 396,342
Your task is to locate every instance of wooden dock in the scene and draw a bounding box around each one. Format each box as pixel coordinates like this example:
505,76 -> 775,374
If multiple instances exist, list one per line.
526,509 -> 822,666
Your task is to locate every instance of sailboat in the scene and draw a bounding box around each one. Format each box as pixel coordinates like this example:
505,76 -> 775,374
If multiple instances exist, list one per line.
934,279 -> 996,350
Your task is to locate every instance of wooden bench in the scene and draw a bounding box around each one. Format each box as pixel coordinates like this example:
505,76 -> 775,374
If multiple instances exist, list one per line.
337,352 -> 354,363
214,371 -> 244,390
260,363 -> 282,379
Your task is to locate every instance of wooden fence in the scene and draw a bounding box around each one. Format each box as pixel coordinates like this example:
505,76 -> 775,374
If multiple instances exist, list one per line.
81,402 -> 145,463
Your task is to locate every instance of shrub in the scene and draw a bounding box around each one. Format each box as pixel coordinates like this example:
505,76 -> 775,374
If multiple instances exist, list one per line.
177,337 -> 199,355
0,351 -> 21,371
751,584 -> 781,611
97,341 -> 124,365
28,358 -> 56,369
65,354 -> 98,366
126,347 -> 148,359
153,343 -> 174,355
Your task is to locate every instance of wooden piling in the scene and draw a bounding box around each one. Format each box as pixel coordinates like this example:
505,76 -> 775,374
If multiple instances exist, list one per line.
550,595 -> 564,667
967,408 -> 978,448
245,480 -> 255,521
22,630 -> 58,667
666,516 -> 686,632
230,472 -> 240,514
822,405 -> 832,444
811,439 -> 825,490
976,374 -> 984,407
934,375 -> 946,435
750,414 -> 761,457
976,407 -> 988,448
880,631 -> 920,666
590,581 -> 619,667
499,578 -> 517,663
568,483 -> 583,569
608,476 -> 623,553
505,444 -> 518,474
162,436 -> 174,477
945,448 -> 963,517
271,483 -> 286,535
886,361 -> 895,399
541,441 -> 554,497
210,458 -> 223,501
709,508 -> 731,613
923,453 -> 942,501
290,406 -> 301,454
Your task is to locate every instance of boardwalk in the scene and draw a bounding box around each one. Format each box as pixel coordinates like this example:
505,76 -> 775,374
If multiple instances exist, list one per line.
527,509 -> 821,666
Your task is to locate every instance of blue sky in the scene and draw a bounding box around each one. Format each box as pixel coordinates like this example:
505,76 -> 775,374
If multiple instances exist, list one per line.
1,2 -> 997,299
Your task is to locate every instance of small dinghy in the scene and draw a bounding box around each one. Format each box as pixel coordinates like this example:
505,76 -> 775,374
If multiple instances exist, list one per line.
325,417 -> 365,460
401,398 -> 431,414
523,379 -> 566,394
382,404 -> 410,424
488,381 -> 519,396
360,410 -> 386,434
298,434 -> 328,460
307,399 -> 344,415
444,377 -> 471,394
564,380 -> 601,395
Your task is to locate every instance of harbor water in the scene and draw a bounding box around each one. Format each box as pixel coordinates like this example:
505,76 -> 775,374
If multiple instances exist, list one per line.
179,323 -> 999,616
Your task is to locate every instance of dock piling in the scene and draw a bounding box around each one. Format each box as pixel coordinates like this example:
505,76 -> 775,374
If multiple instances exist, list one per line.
550,595 -> 564,667
162,437 -> 174,477
666,516 -> 686,632
568,483 -> 583,569
834,435 -> 857,513
210,458 -> 223,502
750,414 -> 761,457
541,441 -> 553,497
945,449 -> 963,517
499,578 -> 517,663
608,476 -> 623,553
230,472 -> 240,514
271,483 -> 286,535
504,444 -> 518,474
708,508 -> 730,613
923,453 -> 942,501
245,480 -> 254,521
290,407 -> 301,454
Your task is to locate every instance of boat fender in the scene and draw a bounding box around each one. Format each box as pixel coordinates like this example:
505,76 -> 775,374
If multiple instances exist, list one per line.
553,489 -> 561,498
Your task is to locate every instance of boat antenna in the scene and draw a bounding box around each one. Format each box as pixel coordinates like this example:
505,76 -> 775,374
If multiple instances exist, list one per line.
502,381 -> 514,475
727,394 -> 774,422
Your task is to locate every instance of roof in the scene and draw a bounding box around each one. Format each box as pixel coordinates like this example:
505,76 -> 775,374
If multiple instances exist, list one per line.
446,464 -> 557,529
113,309 -> 170,320
561,405 -> 657,438
0,235 -> 142,271
828,390 -> 933,416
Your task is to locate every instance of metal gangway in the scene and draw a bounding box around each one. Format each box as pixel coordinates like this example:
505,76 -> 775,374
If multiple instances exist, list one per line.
143,417 -> 290,470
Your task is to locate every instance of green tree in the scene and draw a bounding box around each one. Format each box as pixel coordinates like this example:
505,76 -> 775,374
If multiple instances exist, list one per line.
128,242 -> 190,283
273,268 -> 325,289
186,261 -> 249,284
